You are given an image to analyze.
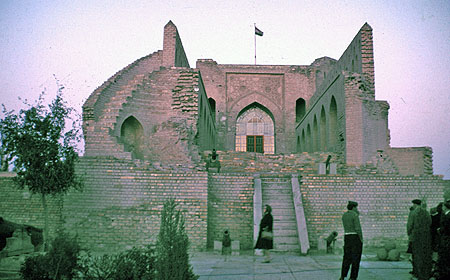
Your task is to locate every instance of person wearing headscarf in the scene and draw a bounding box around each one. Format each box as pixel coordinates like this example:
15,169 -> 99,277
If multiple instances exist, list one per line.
255,204 -> 273,263
339,201 -> 363,280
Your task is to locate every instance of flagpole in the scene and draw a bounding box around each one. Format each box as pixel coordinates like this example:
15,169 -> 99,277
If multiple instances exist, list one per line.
254,23 -> 256,65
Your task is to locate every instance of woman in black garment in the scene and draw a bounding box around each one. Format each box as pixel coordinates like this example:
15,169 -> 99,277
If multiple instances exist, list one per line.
255,204 -> 273,263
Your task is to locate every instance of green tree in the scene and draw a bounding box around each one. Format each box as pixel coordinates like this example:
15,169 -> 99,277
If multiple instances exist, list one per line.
155,199 -> 198,280
0,85 -> 83,250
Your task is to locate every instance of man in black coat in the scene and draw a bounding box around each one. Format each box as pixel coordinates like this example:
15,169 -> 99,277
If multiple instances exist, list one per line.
408,199 -> 432,280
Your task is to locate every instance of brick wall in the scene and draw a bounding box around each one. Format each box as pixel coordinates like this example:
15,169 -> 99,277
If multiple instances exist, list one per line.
386,147 -> 433,176
0,173 -> 62,239
62,157 -> 208,253
207,173 -> 254,249
301,174 -> 446,248
196,61 -> 316,153
1,166 -> 448,253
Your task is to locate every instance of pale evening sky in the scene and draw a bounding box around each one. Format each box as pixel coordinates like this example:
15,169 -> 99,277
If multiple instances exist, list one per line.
1,0 -> 449,179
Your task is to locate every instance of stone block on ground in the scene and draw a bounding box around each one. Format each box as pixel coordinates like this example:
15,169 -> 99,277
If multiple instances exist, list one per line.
387,249 -> 400,261
317,238 -> 327,253
231,240 -> 240,255
214,241 -> 222,252
376,248 -> 388,261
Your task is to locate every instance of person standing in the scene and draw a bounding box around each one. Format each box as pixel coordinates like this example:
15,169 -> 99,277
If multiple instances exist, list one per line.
408,198 -> 432,280
436,199 -> 450,280
407,199 -> 421,277
255,204 -> 273,263
339,201 -> 363,280
222,229 -> 231,261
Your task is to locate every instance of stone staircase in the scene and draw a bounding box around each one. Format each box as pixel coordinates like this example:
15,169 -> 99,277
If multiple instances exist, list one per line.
261,175 -> 300,252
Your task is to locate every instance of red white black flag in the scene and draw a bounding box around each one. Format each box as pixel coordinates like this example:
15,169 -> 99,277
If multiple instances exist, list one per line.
255,26 -> 263,36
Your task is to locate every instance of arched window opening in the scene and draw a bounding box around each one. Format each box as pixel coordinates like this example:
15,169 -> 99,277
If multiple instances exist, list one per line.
296,98 -> 306,123
320,106 -> 327,151
235,103 -> 275,154
329,96 -> 338,151
121,116 -> 144,160
208,97 -> 216,121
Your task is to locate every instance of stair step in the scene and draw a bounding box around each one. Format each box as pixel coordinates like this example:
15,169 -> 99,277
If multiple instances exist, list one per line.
274,244 -> 300,251
274,228 -> 298,236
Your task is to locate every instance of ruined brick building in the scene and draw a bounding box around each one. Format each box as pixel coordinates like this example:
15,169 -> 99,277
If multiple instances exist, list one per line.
2,21 -> 448,253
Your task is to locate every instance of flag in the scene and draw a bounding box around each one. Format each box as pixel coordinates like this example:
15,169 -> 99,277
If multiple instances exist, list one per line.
255,26 -> 263,36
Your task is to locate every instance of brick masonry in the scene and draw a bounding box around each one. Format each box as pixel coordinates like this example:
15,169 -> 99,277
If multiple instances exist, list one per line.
301,174 -> 447,248
0,174 -> 62,239
1,21 -> 448,254
207,173 -> 254,250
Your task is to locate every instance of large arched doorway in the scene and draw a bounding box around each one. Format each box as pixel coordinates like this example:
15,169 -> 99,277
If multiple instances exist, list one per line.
121,116 -> 144,159
235,104 -> 275,154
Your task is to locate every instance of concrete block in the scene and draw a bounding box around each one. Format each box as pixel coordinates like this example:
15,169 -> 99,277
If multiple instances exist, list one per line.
214,240 -> 222,251
330,163 -> 337,174
317,238 -> 327,253
231,240 -> 240,251
318,163 -> 326,174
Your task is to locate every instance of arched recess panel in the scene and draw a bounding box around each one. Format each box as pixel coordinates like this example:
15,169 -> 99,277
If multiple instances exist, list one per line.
320,106 -> 327,151
296,98 -> 306,123
208,97 -> 216,121
329,96 -> 338,151
306,124 -> 312,152
301,130 -> 306,153
235,103 -> 275,154
120,116 -> 144,159
313,115 -> 319,152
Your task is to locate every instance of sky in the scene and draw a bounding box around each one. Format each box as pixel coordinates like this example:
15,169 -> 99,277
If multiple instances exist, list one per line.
1,0 -> 449,179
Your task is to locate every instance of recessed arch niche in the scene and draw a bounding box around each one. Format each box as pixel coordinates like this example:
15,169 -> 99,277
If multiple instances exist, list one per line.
120,116 -> 144,159
235,103 -> 275,154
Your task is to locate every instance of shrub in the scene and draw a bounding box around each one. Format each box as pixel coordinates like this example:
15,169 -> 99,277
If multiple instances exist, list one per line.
20,232 -> 81,280
155,199 -> 198,280
20,254 -> 51,280
74,246 -> 156,280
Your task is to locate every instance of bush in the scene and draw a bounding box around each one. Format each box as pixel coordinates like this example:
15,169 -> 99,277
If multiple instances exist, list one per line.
20,254 -> 51,280
20,232 -> 81,280
155,199 -> 198,280
74,246 -> 156,280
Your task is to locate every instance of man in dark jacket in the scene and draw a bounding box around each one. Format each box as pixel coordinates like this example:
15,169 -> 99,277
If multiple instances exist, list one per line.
339,201 -> 363,280
408,199 -> 432,280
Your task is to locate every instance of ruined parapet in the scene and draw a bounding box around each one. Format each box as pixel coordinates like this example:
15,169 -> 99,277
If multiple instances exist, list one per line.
163,21 -> 190,68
